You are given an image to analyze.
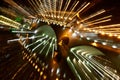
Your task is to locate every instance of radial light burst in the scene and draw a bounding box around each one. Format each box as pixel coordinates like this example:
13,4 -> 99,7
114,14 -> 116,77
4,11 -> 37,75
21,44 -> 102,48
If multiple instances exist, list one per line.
1,0 -> 120,80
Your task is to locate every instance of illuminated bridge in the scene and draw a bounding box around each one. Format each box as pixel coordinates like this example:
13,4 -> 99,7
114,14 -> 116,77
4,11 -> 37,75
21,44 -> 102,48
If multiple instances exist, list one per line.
0,0 -> 120,80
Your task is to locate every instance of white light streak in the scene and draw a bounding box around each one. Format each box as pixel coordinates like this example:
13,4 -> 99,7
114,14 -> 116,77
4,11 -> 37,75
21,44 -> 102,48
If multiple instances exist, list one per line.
39,37 -> 51,54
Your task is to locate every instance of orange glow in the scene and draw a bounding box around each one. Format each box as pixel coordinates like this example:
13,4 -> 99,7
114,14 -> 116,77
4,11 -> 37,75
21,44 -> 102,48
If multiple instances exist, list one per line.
54,51 -> 58,58
101,32 -> 105,35
43,75 -> 47,79
91,42 -> 98,47
53,60 -> 56,65
58,40 -> 63,46
108,33 -> 113,37
117,36 -> 120,39
56,78 -> 59,80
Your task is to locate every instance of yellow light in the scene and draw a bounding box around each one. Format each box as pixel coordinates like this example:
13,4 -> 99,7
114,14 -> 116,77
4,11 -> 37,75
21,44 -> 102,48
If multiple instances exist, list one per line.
89,29 -> 92,32
43,75 -> 47,79
117,36 -> 120,39
58,40 -> 63,46
30,61 -> 33,64
35,65 -> 38,69
69,17 -> 72,20
109,33 -> 113,37
94,30 -> 98,33
77,21 -> 80,24
23,57 -> 25,60
64,17 -> 67,20
56,78 -> 59,80
83,28 -> 87,30
33,63 -> 35,67
91,42 -> 97,47
27,56 -> 29,59
114,34 -> 117,37
106,33 -> 109,35
37,68 -> 40,72
42,67 -> 44,71
101,32 -> 105,35
22,51 -> 24,53
57,16 -> 60,18
33,53 -> 36,57
29,58 -> 31,61
40,71 -> 43,76
0,15 -> 20,29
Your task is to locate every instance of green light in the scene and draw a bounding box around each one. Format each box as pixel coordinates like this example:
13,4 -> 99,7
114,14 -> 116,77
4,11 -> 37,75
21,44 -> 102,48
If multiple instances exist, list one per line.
9,27 -> 17,32
15,16 -> 22,22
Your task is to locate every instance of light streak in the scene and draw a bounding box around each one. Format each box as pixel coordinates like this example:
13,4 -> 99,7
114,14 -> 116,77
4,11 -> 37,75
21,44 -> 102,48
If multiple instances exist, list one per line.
71,47 -> 120,79
53,0 -> 57,18
63,1 -> 79,22
36,0 -> 48,22
71,2 -> 90,20
50,0 -> 54,18
86,15 -> 112,24
25,35 -> 46,48
56,68 -> 60,74
48,0 -> 52,17
76,60 -> 92,79
62,0 -> 71,18
80,9 -> 106,22
58,0 -> 63,19
52,44 -> 55,58
27,0 -> 39,16
0,15 -> 20,29
0,15 -> 20,25
39,37 -> 51,54
45,38 -> 55,57
6,0 -> 120,79
87,19 -> 111,26
7,38 -> 21,43
31,0 -> 40,14
8,35 -> 44,43
32,40 -> 46,52
12,62 -> 28,79
67,57 -> 82,80
93,24 -> 120,29
43,0 -> 50,18
4,0 -> 34,18
11,31 -> 35,34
